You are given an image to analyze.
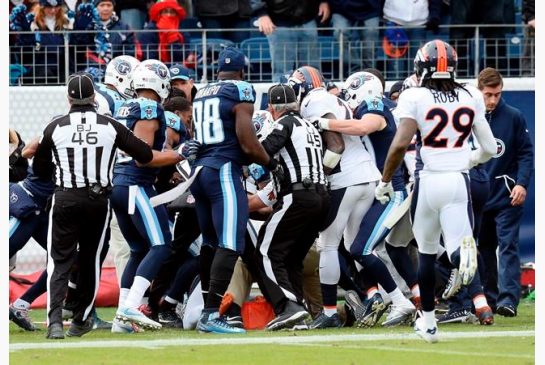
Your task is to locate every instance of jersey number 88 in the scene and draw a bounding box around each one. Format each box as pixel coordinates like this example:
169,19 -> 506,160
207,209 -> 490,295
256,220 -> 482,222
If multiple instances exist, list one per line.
192,97 -> 225,144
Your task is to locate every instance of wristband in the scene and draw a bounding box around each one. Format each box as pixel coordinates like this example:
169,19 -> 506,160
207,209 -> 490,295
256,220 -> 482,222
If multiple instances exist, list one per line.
318,117 -> 331,131
323,150 -> 342,169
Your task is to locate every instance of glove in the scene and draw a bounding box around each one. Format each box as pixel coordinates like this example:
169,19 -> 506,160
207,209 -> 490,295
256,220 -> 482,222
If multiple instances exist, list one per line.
74,3 -> 97,30
179,139 -> 202,165
9,4 -> 31,31
311,117 -> 330,132
375,181 -> 394,205
425,17 -> 440,34
248,163 -> 268,182
267,158 -> 284,184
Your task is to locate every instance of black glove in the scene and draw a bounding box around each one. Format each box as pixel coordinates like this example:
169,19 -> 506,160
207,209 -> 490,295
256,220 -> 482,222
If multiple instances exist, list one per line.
267,158 -> 284,184
425,17 -> 440,34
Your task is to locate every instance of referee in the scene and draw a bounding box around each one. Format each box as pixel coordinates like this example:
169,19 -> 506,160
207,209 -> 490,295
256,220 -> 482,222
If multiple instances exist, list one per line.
255,84 -> 331,331
32,72 -> 177,339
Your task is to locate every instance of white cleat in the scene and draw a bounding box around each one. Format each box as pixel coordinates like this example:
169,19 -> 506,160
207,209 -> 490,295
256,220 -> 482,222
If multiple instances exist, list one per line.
381,300 -> 416,327
111,317 -> 144,333
459,236 -> 477,285
442,268 -> 462,300
414,316 -> 439,343
115,307 -> 162,330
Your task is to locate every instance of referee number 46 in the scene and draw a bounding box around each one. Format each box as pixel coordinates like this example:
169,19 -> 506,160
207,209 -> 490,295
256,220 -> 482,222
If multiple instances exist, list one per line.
72,124 -> 98,145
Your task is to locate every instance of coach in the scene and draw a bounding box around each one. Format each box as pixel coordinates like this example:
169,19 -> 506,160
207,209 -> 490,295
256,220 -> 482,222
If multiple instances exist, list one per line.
477,68 -> 534,317
32,72 -> 174,339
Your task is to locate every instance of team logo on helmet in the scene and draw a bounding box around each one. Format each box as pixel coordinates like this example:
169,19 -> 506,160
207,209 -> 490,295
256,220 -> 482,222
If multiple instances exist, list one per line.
145,63 -> 169,79
115,60 -> 132,75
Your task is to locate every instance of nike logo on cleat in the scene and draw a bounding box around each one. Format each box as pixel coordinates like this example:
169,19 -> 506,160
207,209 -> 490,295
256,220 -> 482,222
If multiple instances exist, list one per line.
427,327 -> 437,335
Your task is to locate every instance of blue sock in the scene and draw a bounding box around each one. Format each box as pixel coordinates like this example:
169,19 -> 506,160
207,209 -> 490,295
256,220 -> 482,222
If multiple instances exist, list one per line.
21,270 -> 47,304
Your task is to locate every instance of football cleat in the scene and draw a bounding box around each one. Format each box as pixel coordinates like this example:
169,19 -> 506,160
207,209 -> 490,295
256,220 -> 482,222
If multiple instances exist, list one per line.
308,311 -> 343,329
158,309 -> 184,329
266,301 -> 311,331
459,236 -> 477,285
111,317 -> 144,333
414,316 -> 439,343
436,309 -> 473,324
9,304 -> 38,331
197,311 -> 246,334
115,307 -> 162,330
442,268 -> 462,300
496,304 -> 517,318
382,300 -> 416,327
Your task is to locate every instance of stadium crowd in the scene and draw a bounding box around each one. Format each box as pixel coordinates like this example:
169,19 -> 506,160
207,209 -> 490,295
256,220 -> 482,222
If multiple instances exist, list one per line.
8,0 -> 534,345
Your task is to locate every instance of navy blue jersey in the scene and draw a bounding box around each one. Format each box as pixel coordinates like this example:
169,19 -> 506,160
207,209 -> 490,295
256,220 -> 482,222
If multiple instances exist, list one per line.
354,95 -> 405,191
192,80 -> 256,170
165,111 -> 190,145
113,97 -> 167,186
20,166 -> 55,209
95,83 -> 126,117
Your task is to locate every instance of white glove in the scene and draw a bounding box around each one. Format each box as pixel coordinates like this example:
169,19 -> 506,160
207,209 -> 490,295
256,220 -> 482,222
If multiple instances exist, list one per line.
375,181 -> 394,205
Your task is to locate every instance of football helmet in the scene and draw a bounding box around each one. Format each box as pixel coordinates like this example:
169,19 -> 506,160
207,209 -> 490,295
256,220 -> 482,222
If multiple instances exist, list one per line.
252,110 -> 274,142
104,55 -> 140,99
414,39 -> 458,83
287,66 -> 325,103
342,71 -> 384,110
132,59 -> 171,102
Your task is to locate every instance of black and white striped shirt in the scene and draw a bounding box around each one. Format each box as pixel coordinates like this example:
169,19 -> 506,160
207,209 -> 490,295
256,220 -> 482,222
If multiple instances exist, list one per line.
261,111 -> 327,187
33,104 -> 153,189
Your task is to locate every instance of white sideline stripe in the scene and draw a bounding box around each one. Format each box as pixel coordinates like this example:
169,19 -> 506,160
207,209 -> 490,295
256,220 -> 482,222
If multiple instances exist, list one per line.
291,343 -> 534,360
10,330 -> 534,351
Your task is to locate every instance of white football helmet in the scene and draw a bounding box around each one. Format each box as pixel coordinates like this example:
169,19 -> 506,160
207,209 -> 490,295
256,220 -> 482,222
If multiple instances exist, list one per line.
342,71 -> 384,110
104,55 -> 140,99
132,59 -> 171,102
252,110 -> 274,142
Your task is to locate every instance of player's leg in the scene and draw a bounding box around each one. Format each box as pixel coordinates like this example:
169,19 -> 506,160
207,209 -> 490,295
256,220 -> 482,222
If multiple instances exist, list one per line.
478,211 -> 499,310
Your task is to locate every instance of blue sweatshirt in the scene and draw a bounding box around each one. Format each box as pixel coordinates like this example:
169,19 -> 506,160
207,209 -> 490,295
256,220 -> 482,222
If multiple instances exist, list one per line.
482,98 -> 534,211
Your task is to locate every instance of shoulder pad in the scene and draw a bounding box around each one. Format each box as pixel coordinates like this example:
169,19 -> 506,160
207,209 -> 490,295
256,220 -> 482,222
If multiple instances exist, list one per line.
165,111 -> 182,132
226,80 -> 256,103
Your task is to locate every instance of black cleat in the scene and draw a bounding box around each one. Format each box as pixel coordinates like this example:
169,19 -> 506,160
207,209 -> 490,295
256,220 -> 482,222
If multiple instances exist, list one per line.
266,301 -> 311,331
46,323 -> 65,339
309,311 -> 343,329
496,304 -> 517,317
66,317 -> 94,337
158,310 -> 184,329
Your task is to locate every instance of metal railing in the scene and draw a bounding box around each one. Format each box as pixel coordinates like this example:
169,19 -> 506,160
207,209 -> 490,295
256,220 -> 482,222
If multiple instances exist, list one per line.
8,24 -> 535,86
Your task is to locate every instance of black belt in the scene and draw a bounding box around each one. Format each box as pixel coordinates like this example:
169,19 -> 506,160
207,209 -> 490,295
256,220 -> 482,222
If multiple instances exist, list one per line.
291,182 -> 327,193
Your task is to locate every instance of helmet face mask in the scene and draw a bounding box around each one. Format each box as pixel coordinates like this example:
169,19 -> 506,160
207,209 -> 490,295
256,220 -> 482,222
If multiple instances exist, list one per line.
105,55 -> 140,99
132,59 -> 171,103
414,40 -> 458,85
342,71 -> 383,110
287,66 -> 325,104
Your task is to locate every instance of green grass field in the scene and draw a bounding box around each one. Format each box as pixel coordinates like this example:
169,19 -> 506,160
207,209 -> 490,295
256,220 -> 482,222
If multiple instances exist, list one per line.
9,301 -> 535,365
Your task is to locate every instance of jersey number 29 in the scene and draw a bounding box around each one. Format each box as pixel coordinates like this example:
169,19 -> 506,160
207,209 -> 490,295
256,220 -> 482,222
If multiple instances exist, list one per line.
424,107 -> 474,148
193,98 -> 225,144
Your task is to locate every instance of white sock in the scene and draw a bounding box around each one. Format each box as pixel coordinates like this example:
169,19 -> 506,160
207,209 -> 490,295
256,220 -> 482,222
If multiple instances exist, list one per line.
367,286 -> 379,299
411,284 -> 420,298
423,310 -> 436,328
13,299 -> 30,310
118,288 -> 130,308
473,294 -> 488,309
165,296 -> 178,305
318,250 -> 340,285
388,288 -> 409,307
124,276 -> 151,309
323,306 -> 337,317
68,281 -> 77,289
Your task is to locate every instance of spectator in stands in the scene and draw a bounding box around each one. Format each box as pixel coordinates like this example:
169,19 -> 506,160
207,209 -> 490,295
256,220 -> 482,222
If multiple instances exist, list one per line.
73,0 -> 136,68
194,0 -> 252,44
9,0 -> 74,84
139,0 -> 187,64
253,0 -> 330,82
382,0 -> 442,79
521,0 -> 535,76
114,0 -> 152,30
329,0 -> 381,75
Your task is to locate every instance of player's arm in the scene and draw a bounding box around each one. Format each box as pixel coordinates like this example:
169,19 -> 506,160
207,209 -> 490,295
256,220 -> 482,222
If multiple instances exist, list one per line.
32,125 -> 56,180
234,102 -> 275,168
131,119 -> 182,167
165,127 -> 181,150
469,116 -> 497,167
316,113 -> 387,136
382,117 -> 418,182
21,136 -> 41,159
319,112 -> 345,175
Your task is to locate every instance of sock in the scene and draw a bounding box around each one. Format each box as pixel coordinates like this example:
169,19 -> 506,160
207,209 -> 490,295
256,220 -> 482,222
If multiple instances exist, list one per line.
13,298 -> 30,309
164,296 -> 178,305
324,305 -> 337,317
227,303 -> 242,317
418,253 -> 436,312
199,245 -> 216,304
367,286 -> 379,299
206,248 -> 239,310
422,310 -> 436,328
319,250 -> 340,308
385,245 -> 418,288
320,283 -> 338,308
411,284 -> 420,298
20,270 -> 47,304
473,294 -> 488,309
388,288 -> 409,307
124,276 -> 151,309
449,248 -> 461,268
118,288 -> 130,308
159,296 -> 177,312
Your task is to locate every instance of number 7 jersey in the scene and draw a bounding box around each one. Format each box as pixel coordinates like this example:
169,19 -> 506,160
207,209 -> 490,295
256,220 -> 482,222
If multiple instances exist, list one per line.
395,84 -> 487,174
192,80 -> 256,170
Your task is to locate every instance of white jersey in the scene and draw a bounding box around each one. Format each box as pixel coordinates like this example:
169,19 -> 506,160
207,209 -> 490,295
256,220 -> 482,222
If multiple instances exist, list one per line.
395,84 -> 488,175
300,88 -> 381,189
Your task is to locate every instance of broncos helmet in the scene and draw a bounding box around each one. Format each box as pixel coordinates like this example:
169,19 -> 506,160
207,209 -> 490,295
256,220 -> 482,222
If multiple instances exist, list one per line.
342,71 -> 383,110
287,66 -> 325,103
414,39 -> 458,83
104,55 -> 140,99
252,110 -> 274,142
132,59 -> 171,103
